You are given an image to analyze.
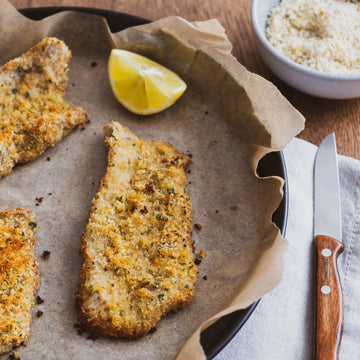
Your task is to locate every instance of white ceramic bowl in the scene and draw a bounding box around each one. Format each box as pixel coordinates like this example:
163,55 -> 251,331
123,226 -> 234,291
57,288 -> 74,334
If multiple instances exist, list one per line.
251,0 -> 360,99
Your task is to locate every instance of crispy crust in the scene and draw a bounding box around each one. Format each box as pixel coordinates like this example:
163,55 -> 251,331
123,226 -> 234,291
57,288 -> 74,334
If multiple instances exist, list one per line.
75,122 -> 197,339
0,208 -> 39,354
0,37 -> 87,178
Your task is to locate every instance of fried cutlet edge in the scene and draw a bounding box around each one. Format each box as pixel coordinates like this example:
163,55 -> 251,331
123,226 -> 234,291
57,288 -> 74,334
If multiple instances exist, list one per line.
0,37 -> 88,178
0,207 -> 39,354
75,122 -> 196,339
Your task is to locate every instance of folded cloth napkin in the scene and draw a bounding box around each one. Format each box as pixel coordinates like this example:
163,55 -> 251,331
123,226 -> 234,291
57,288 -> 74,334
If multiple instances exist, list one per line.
214,137 -> 360,360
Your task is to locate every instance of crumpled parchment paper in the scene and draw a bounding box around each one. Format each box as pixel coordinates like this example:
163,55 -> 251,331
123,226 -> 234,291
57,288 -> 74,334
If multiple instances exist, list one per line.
0,1 -> 305,359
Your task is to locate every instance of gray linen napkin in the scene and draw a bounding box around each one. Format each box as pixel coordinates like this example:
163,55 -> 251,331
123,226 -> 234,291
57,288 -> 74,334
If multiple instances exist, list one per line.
214,137 -> 360,360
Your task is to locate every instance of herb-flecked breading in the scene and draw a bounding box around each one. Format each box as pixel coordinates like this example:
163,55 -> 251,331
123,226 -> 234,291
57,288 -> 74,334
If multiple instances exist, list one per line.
75,122 -> 197,339
0,37 -> 87,178
0,208 -> 39,354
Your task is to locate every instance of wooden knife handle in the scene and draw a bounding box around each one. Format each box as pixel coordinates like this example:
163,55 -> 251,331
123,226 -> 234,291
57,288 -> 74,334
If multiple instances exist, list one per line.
315,235 -> 344,360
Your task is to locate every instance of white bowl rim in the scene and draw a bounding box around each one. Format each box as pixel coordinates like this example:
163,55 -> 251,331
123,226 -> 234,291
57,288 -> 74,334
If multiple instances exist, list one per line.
251,0 -> 360,81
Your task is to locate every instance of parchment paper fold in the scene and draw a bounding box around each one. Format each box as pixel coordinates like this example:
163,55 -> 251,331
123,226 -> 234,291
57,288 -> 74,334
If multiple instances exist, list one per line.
0,1 -> 304,359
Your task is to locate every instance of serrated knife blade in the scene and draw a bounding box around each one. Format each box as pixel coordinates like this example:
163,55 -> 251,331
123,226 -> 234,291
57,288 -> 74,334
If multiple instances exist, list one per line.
314,133 -> 344,360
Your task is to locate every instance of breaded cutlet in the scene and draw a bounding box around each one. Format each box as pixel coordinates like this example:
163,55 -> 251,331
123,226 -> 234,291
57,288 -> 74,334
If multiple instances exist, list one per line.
75,121 -> 197,339
0,37 -> 87,178
0,208 -> 39,354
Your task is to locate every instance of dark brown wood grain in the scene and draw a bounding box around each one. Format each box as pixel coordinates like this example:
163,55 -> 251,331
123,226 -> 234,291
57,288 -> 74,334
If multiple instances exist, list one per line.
315,235 -> 344,360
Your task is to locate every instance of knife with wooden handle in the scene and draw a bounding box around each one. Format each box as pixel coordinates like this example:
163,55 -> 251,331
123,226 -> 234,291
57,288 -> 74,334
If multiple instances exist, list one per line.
314,133 -> 344,360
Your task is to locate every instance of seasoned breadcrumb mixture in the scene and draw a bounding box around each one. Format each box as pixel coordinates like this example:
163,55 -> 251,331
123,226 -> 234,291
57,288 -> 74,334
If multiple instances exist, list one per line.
266,0 -> 360,73
76,122 -> 197,339
0,37 -> 87,178
0,208 -> 39,355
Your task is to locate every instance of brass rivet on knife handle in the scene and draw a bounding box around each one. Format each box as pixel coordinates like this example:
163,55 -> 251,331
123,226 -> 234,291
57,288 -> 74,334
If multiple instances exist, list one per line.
315,235 -> 344,360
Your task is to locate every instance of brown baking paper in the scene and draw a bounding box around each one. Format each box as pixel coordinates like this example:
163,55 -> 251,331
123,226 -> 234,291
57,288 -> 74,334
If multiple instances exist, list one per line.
0,1 -> 305,359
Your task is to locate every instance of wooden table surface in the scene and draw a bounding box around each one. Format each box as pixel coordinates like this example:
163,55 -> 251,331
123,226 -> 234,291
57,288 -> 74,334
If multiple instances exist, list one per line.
10,0 -> 360,159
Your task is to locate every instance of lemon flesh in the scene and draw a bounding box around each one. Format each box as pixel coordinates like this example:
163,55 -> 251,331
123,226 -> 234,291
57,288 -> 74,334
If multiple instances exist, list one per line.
108,49 -> 187,115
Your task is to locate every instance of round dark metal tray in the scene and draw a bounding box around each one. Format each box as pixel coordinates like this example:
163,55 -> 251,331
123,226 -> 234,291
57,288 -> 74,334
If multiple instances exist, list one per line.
19,7 -> 289,358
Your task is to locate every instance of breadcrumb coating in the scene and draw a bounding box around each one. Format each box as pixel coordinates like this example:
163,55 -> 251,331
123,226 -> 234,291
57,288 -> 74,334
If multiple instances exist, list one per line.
0,208 -> 39,354
0,37 -> 87,178
75,122 -> 197,338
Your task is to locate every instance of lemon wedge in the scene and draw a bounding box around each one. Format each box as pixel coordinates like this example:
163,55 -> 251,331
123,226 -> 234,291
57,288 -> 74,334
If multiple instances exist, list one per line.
108,49 -> 187,115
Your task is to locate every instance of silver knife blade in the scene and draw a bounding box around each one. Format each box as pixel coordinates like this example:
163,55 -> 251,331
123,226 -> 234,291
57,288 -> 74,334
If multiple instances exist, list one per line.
314,133 -> 344,360
314,133 -> 341,240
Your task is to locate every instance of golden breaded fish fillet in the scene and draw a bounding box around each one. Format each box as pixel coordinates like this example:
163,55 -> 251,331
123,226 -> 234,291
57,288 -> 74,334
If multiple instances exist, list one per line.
0,37 -> 87,178
0,208 -> 39,354
75,122 -> 197,339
